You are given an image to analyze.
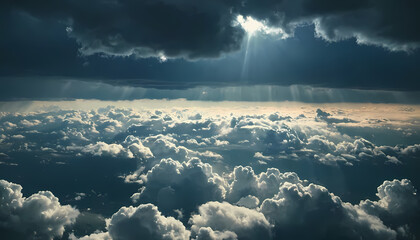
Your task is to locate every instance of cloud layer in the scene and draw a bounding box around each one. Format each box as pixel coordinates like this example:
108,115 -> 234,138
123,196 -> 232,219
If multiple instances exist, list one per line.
1,103 -> 419,168
69,163 -> 418,240
1,102 -> 419,239
4,0 -> 420,61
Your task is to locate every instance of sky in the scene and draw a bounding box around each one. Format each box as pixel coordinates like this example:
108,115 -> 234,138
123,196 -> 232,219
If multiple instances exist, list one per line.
1,0 -> 420,99
1,1 -> 420,240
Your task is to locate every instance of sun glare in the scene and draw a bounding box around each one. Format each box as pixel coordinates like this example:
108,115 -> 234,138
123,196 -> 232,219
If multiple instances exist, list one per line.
237,15 -> 263,35
236,15 -> 286,37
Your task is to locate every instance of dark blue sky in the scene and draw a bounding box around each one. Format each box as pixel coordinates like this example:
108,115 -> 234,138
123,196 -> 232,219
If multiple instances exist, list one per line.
1,0 -> 420,99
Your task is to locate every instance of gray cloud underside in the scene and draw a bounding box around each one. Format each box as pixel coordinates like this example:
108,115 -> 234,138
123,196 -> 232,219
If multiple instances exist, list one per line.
4,0 -> 420,60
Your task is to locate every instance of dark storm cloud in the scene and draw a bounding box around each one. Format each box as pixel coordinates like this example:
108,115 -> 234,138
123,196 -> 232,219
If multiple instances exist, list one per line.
4,0 -> 245,60
238,0 -> 420,52
1,0 -> 420,95
1,1 -> 420,93
4,0 -> 420,61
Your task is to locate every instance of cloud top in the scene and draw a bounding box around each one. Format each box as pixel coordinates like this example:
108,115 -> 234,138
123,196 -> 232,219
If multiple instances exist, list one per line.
0,180 -> 79,240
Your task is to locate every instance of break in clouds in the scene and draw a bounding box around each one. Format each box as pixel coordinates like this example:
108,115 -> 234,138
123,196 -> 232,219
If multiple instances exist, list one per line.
3,0 -> 420,60
0,101 -> 419,239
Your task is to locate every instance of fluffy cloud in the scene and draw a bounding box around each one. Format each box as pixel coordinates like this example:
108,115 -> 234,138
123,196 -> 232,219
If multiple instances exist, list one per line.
141,134 -> 189,162
236,195 -> 260,209
123,135 -> 154,159
72,204 -> 190,240
260,182 -> 397,240
360,179 -> 418,218
227,166 -> 302,203
134,158 -> 226,216
1,103 -> 420,239
194,227 -> 237,240
0,179 -> 79,240
1,106 -> 419,169
75,176 -> 419,240
190,201 -> 272,240
72,142 -> 134,158
70,232 -> 111,240
107,204 -> 190,240
357,180 -> 419,239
